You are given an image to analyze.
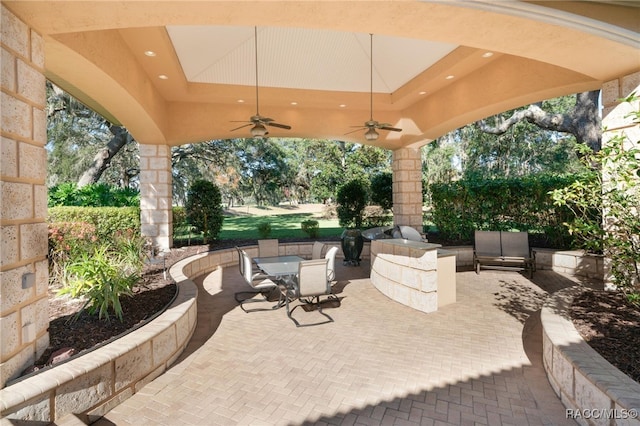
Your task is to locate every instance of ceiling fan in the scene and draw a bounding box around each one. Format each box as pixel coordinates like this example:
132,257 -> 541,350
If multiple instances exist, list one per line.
230,27 -> 291,137
346,33 -> 402,141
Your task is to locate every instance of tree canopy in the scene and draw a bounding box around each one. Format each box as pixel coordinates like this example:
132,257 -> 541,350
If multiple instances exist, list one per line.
46,82 -> 595,209
423,93 -> 593,184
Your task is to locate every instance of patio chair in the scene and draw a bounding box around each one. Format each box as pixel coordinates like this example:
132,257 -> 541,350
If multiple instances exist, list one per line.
234,249 -> 282,312
325,246 -> 339,282
311,241 -> 325,259
473,231 -> 502,263
284,258 -> 335,327
473,231 -> 535,278
236,246 -> 264,278
500,231 -> 536,278
258,238 -> 279,257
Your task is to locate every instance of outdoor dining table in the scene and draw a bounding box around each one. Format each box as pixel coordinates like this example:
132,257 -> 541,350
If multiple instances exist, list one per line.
254,255 -> 304,281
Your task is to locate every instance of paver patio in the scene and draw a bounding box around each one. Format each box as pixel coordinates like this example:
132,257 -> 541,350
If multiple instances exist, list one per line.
95,261 -> 600,425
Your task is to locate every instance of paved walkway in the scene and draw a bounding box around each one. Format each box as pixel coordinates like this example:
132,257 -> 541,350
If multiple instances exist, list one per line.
96,262 -> 599,426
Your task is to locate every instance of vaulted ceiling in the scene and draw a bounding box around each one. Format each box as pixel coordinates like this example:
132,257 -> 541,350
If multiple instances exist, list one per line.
4,1 -> 639,150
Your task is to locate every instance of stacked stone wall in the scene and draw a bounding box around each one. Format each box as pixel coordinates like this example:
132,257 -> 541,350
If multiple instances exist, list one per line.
600,71 -> 640,288
0,4 -> 49,387
392,147 -> 423,231
139,144 -> 173,251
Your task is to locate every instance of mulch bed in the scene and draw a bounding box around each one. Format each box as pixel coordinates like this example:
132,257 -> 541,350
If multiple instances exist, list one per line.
23,246 -> 203,377
570,289 -> 640,383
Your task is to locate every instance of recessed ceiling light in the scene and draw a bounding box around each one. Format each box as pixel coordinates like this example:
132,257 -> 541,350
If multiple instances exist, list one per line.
482,52 -> 494,58
339,104 -> 347,108
291,101 -> 298,106
419,91 -> 427,95
445,75 -> 455,80
158,74 -> 169,80
144,50 -> 156,57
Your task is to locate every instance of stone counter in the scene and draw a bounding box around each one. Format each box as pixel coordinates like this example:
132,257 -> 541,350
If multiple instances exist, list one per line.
370,239 -> 456,313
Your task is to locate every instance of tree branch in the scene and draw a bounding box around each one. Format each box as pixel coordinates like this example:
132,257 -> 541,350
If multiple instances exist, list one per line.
77,125 -> 132,187
475,91 -> 601,151
476,105 -> 573,134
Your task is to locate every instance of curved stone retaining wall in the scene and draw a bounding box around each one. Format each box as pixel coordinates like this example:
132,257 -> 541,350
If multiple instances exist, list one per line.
0,252 -> 206,423
0,241 -> 350,423
541,288 -> 640,426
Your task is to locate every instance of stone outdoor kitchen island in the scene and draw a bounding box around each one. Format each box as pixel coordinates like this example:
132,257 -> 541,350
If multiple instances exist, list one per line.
370,239 -> 456,313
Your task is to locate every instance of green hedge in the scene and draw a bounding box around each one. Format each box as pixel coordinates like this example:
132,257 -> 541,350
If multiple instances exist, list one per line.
428,174 -> 577,246
48,206 -> 141,240
49,183 -> 139,207
173,206 -> 187,228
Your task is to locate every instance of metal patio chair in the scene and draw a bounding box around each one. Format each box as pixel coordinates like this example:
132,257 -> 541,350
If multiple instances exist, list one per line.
284,258 -> 335,327
258,238 -> 279,257
234,249 -> 282,312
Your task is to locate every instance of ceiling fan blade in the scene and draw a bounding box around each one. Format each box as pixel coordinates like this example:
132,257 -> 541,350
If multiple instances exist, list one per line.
230,123 -> 253,132
378,125 -> 403,132
266,122 -> 291,130
344,127 -> 367,135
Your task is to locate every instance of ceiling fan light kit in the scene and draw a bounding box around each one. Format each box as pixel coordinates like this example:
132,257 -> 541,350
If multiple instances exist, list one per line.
250,123 -> 268,137
231,30 -> 400,141
230,27 -> 291,137
365,128 -> 379,141
345,33 -> 403,141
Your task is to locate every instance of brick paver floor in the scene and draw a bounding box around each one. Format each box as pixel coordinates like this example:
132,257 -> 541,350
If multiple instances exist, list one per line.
97,261 -> 599,425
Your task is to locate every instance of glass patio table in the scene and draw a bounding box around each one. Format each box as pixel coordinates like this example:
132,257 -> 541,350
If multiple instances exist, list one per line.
254,255 -> 304,280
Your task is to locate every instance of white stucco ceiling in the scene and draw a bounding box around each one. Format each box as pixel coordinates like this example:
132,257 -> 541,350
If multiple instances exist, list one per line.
167,26 -> 458,93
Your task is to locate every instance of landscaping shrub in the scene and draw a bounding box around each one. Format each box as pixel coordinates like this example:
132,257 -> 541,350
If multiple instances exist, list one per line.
551,94 -> 640,296
48,206 -> 140,241
336,178 -> 369,229
428,174 -> 575,246
185,180 -> 223,242
172,206 -> 187,228
59,245 -> 139,321
48,206 -> 146,321
301,219 -> 319,238
257,222 -> 272,238
112,228 -> 146,272
362,206 -> 392,228
49,182 -> 139,207
370,172 -> 393,211
48,221 -> 98,283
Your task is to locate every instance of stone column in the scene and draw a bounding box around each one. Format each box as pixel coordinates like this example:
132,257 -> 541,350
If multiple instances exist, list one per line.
600,71 -> 640,289
0,5 -> 49,387
139,144 -> 173,251
392,147 -> 423,231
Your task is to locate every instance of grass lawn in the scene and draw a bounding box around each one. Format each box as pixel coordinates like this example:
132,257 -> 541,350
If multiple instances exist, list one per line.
220,213 -> 342,239
174,211 -> 343,244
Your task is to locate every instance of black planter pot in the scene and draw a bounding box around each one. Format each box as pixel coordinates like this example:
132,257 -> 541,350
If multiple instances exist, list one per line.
341,229 -> 364,266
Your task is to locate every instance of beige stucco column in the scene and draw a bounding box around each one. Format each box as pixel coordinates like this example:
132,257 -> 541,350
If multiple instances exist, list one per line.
600,71 -> 640,289
392,147 -> 423,231
139,144 -> 173,251
0,5 -> 49,387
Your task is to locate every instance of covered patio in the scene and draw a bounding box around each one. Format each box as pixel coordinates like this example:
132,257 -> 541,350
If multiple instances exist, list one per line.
95,260 -> 598,425
1,0 -> 638,412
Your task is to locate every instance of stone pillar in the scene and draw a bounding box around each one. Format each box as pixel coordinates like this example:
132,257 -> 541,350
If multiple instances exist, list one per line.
600,71 -> 640,289
139,144 -> 173,251
392,147 -> 423,231
0,5 -> 49,387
